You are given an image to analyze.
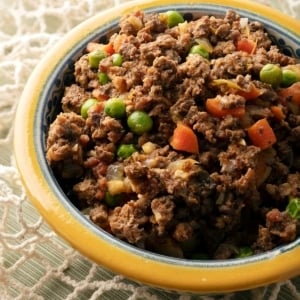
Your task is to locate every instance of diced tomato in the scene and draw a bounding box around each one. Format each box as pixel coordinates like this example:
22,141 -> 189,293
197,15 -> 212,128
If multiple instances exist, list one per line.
238,83 -> 262,101
270,106 -> 285,121
206,97 -> 245,119
93,92 -> 109,101
170,123 -> 199,154
247,118 -> 277,150
103,43 -> 115,56
278,82 -> 300,105
89,101 -> 106,114
236,38 -> 256,54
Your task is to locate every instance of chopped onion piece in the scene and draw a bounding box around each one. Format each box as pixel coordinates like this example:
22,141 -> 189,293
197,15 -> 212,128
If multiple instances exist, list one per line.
106,163 -> 124,181
195,38 -> 213,53
240,18 -> 249,28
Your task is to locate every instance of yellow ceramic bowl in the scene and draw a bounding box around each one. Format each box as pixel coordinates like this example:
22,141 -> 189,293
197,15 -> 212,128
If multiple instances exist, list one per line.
14,0 -> 300,294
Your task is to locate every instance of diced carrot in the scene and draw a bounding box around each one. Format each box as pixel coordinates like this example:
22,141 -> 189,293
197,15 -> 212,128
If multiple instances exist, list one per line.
211,79 -> 261,101
206,97 -> 245,119
278,82 -> 300,105
170,123 -> 199,154
270,106 -> 285,121
236,38 -> 256,54
103,43 -> 115,56
238,83 -> 262,101
247,118 -> 277,150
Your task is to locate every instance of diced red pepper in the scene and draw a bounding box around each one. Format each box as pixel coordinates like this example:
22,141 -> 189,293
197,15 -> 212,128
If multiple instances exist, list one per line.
236,38 -> 256,54
103,43 -> 115,56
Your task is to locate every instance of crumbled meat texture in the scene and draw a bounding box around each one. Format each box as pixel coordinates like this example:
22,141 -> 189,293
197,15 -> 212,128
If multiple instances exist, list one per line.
108,199 -> 149,244
73,177 -> 107,204
46,112 -> 86,179
62,84 -> 91,114
253,209 -> 298,251
124,161 -> 166,198
46,9 -> 300,259
266,209 -> 297,242
90,204 -> 109,230
214,243 -> 238,259
86,114 -> 125,143
143,56 -> 179,89
211,52 -> 253,79
151,196 -> 175,235
172,222 -> 194,242
212,40 -> 236,57
74,55 -> 98,88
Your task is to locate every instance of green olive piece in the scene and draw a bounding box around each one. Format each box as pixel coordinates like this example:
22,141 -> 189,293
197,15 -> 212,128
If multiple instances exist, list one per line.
88,49 -> 107,68
237,247 -> 254,258
80,98 -> 98,119
165,10 -> 184,27
104,192 -> 121,207
127,111 -> 153,135
281,69 -> 299,87
112,53 -> 123,66
286,197 -> 300,220
189,44 -> 210,59
98,72 -> 110,85
104,98 -> 126,119
259,63 -> 282,87
117,144 -> 137,159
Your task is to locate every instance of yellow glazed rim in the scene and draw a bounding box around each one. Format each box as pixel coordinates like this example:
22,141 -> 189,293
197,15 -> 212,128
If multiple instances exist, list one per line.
14,0 -> 300,294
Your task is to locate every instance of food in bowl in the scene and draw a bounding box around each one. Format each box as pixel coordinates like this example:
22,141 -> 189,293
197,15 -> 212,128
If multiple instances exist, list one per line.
45,8 -> 300,260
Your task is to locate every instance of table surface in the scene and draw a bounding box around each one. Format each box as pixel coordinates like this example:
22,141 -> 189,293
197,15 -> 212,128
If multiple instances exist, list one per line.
1,0 -> 300,299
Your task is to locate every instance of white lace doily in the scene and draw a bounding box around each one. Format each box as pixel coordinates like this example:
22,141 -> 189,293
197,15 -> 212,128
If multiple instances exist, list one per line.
1,0 -> 300,299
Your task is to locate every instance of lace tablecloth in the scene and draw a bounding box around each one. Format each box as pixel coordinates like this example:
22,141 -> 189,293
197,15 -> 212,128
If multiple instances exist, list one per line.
1,0 -> 300,299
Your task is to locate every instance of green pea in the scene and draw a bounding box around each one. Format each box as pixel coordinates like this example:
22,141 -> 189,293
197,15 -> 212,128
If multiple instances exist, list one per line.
286,197 -> 300,220
189,45 -> 210,59
88,49 -> 106,68
80,98 -> 98,119
237,247 -> 253,258
112,53 -> 123,66
281,69 -> 299,87
104,98 -> 126,119
259,63 -> 282,87
98,72 -> 110,85
165,10 -> 184,27
127,111 -> 153,135
104,192 -> 121,207
117,144 -> 137,159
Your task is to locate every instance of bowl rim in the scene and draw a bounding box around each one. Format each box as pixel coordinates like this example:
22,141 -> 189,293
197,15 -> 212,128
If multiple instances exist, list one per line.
14,0 -> 300,293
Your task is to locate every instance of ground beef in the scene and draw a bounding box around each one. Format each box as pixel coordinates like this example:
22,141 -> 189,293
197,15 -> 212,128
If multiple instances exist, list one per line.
172,222 -> 194,242
108,198 -> 149,244
74,55 -> 98,88
46,9 -> 300,260
62,84 -> 91,114
90,204 -> 109,231
212,40 -> 236,57
254,209 -> 298,252
210,52 -> 253,79
151,196 -> 175,235
73,177 -> 106,204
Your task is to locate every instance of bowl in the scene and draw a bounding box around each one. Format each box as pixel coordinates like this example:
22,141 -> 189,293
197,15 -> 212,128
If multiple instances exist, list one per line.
14,0 -> 300,294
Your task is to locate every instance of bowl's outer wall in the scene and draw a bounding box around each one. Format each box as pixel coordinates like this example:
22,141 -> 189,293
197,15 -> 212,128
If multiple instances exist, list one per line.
14,0 -> 300,294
